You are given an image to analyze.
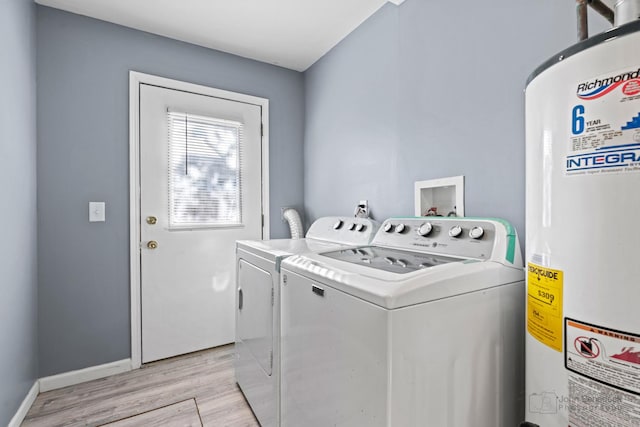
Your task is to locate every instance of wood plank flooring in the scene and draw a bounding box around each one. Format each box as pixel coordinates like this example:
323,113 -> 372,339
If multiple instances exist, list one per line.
101,399 -> 201,427
23,345 -> 260,427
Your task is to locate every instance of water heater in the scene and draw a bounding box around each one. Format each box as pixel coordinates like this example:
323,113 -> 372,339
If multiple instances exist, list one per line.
524,16 -> 640,427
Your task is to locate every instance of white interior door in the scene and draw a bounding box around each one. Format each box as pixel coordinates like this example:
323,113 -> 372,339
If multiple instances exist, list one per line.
140,83 -> 263,363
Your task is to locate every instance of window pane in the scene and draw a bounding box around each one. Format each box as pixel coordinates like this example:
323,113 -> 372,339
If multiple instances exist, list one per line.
168,111 -> 243,228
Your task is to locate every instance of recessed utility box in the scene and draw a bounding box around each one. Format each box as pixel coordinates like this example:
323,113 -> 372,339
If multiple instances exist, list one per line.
414,176 -> 464,217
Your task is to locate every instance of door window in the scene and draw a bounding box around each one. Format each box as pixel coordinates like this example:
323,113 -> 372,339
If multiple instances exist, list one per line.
167,111 -> 243,228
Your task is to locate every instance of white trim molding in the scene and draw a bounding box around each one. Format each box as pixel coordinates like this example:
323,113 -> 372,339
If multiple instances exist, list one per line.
8,381 -> 39,427
387,0 -> 406,5
8,359 -> 133,425
39,359 -> 132,393
129,71 -> 270,368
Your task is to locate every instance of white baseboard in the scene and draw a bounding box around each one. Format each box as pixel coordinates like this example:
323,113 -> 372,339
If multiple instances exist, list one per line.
39,358 -> 132,393
8,359 -> 133,425
8,381 -> 39,427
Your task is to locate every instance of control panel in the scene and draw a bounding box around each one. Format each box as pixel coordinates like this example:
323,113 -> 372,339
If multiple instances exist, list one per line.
307,216 -> 380,245
374,218 -> 498,261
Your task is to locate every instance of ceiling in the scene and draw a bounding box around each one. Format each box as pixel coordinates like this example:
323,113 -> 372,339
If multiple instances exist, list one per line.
35,0 -> 405,71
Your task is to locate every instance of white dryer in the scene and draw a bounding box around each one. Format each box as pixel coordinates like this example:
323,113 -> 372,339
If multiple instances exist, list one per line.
280,217 -> 525,427
235,216 -> 379,427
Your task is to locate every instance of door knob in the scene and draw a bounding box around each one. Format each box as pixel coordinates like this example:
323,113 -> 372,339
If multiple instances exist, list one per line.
146,216 -> 157,225
147,240 -> 158,249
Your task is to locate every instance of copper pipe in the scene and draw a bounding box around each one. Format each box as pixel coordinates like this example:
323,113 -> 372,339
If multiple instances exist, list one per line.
577,0 -> 589,40
588,0 -> 616,24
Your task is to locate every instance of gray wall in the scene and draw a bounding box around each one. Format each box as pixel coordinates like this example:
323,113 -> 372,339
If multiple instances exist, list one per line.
37,6 -> 304,376
303,0 -> 609,248
0,0 -> 38,423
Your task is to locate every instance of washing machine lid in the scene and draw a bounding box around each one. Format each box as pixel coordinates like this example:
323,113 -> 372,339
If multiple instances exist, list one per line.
321,245 -> 463,274
282,251 -> 523,309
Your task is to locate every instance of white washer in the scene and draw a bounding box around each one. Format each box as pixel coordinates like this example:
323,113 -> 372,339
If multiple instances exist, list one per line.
280,217 -> 525,427
235,216 -> 379,427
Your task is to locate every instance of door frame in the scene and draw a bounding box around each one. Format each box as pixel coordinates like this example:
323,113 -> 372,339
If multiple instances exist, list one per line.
129,71 -> 270,368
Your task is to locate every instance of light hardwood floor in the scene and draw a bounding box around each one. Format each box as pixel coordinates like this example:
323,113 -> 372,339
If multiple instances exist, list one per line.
23,345 -> 260,427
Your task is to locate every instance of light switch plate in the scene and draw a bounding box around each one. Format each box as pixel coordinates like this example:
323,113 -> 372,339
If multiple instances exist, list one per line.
89,202 -> 106,222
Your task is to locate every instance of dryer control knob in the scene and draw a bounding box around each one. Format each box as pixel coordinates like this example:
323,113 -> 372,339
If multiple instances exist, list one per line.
384,257 -> 396,265
469,226 -> 484,239
395,223 -> 406,233
417,222 -> 433,236
448,225 -> 463,238
348,223 -> 356,231
355,223 -> 365,232
383,223 -> 394,233
333,219 -> 344,230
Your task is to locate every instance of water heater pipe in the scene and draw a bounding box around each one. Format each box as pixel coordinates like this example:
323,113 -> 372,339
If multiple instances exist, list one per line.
576,0 -> 616,41
282,208 -> 304,240
589,0 -> 615,24
577,0 -> 589,40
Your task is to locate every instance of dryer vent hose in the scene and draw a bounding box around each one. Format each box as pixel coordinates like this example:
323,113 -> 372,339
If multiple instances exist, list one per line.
283,208 -> 304,239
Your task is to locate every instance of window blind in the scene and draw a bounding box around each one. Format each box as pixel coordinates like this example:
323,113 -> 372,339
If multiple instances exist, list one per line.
167,110 -> 243,228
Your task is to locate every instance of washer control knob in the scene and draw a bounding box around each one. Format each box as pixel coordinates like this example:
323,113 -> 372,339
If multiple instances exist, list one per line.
417,222 -> 433,237
448,225 -> 463,238
469,226 -> 484,239
384,257 -> 396,265
396,259 -> 408,268
383,222 -> 394,233
355,223 -> 365,232
395,223 -> 406,233
348,223 -> 356,231
333,219 -> 344,230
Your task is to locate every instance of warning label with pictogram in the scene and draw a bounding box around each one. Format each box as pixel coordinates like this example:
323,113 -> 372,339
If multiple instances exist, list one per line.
527,263 -> 563,351
566,318 -> 640,426
565,318 -> 640,395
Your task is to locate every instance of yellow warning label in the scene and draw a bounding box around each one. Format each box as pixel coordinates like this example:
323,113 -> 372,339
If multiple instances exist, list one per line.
527,263 -> 563,352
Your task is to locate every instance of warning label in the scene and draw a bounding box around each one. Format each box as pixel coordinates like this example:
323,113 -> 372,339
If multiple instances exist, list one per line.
527,263 -> 563,352
569,373 -> 640,427
566,319 -> 640,425
567,65 -> 640,177
565,318 -> 640,395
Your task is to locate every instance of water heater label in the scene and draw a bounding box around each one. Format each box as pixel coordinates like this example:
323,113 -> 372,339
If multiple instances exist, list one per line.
568,373 -> 640,427
565,318 -> 640,395
527,263 -> 563,352
566,65 -> 640,176
565,318 -> 640,426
